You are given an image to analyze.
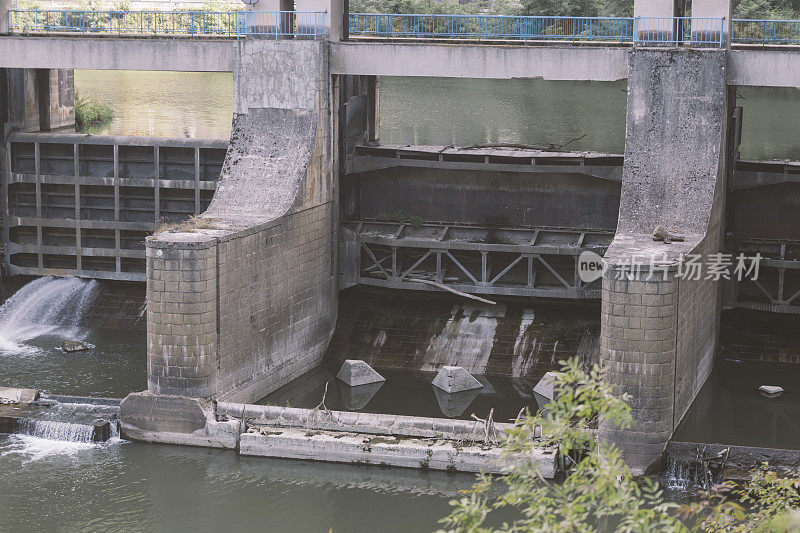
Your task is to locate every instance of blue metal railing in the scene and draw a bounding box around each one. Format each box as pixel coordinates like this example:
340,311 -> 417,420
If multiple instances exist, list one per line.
349,13 -> 635,42
634,16 -> 725,47
349,13 -> 725,47
732,19 -> 800,45
7,9 -> 327,38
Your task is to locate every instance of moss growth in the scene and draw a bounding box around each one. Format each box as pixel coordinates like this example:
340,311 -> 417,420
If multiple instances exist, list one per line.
377,209 -> 427,227
155,215 -> 218,234
75,91 -> 114,132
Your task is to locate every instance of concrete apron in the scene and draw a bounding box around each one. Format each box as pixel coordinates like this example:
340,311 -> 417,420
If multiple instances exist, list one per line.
119,392 -> 557,477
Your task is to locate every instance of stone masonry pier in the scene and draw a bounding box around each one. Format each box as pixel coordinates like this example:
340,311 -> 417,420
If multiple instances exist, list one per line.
598,49 -> 730,473
141,40 -> 336,403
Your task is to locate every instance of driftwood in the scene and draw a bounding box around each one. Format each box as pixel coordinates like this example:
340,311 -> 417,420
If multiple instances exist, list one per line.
407,278 -> 497,305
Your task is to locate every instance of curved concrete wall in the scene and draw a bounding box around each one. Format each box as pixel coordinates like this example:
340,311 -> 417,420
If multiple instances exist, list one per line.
145,41 -> 336,403
599,49 -> 729,473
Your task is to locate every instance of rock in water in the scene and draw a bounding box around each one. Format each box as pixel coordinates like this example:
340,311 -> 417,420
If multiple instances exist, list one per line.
91,419 -> 112,442
61,340 -> 90,353
759,385 -> 784,398
336,360 -> 386,386
431,366 -> 483,393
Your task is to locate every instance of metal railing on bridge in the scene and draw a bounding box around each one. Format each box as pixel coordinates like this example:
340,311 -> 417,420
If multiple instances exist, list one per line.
349,13 -> 726,47
7,9 -> 327,38
732,19 -> 800,45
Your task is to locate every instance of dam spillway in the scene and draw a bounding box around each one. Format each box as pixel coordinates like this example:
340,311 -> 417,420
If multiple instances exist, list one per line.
4,5 -> 800,523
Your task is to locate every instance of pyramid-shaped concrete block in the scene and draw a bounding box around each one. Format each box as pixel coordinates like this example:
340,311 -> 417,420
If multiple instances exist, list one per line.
533,372 -> 561,405
432,366 -> 483,393
336,360 -> 386,387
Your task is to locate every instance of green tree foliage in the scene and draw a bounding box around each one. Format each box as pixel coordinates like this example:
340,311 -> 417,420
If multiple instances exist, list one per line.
438,358 -> 800,533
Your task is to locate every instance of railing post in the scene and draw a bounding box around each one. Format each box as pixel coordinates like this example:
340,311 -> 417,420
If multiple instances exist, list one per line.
633,16 -> 639,46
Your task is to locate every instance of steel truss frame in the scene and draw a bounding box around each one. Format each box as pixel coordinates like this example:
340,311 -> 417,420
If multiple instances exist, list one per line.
342,220 -> 613,299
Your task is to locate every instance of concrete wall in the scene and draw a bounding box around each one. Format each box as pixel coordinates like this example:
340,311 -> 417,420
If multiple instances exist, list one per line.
146,40 -> 337,403
599,49 -> 729,473
327,288 -> 600,379
2,68 -> 74,132
47,70 -> 74,130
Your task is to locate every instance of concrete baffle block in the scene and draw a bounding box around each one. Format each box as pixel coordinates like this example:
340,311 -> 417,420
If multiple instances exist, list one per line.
336,360 -> 386,387
533,372 -> 561,406
432,366 -> 483,393
0,386 -> 39,404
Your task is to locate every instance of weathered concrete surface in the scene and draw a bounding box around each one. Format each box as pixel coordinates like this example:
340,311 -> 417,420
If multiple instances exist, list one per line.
599,49 -> 729,474
0,386 -> 38,404
119,392 -> 240,448
145,40 -> 336,403
0,37 -> 236,72
728,49 -> 800,87
330,42 -> 629,81
239,427 -> 557,476
217,402 -> 517,441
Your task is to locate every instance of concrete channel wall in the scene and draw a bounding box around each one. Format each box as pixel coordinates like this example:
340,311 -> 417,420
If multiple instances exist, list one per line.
144,40 -> 337,403
599,49 -> 729,474
4,133 -> 224,281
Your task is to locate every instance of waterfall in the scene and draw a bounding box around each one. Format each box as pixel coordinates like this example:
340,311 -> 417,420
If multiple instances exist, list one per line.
663,456 -> 715,491
0,276 -> 99,353
15,419 -> 95,443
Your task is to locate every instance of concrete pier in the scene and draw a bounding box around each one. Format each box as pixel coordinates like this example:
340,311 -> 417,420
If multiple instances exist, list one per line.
598,49 -> 730,473
145,41 -> 336,403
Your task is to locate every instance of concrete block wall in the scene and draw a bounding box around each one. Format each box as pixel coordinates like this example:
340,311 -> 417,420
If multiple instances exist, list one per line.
600,271 -> 679,469
215,203 -> 335,403
146,234 -> 218,398
599,49 -> 730,473
145,40 -> 337,404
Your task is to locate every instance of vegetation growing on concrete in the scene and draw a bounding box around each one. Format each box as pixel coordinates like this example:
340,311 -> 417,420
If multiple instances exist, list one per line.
378,209 -> 426,227
75,91 -> 114,132
155,215 -> 217,234
439,358 -> 800,532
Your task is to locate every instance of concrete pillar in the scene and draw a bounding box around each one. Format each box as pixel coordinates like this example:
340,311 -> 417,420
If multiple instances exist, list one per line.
599,49 -> 729,474
692,0 -> 732,45
246,0 -> 293,36
295,0 -> 345,41
633,0 -> 676,40
146,235 -> 219,398
0,0 -> 10,35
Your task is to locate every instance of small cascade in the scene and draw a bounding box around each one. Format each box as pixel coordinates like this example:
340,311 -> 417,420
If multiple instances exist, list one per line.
663,448 -> 728,492
0,276 -> 99,352
420,303 -> 504,374
664,456 -> 711,491
15,419 -> 96,443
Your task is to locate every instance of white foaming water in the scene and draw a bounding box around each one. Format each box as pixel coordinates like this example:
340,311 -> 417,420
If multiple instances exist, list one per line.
0,276 -> 99,354
0,434 -> 96,461
16,419 -> 95,443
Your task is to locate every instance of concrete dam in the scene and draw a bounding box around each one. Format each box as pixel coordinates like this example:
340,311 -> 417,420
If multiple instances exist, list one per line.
4,0 -> 800,492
